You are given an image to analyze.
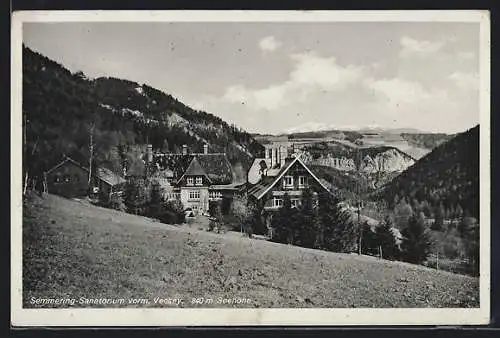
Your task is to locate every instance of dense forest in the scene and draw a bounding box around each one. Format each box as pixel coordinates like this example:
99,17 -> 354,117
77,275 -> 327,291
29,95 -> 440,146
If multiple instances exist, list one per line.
377,125 -> 479,219
400,132 -> 455,150
22,46 -> 263,185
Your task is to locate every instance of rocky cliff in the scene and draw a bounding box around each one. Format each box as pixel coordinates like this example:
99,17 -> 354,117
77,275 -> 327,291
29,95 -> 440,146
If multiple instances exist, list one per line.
301,146 -> 415,174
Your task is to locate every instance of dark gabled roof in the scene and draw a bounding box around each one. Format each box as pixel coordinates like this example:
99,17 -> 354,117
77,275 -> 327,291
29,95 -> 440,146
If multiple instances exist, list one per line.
96,167 -> 127,186
177,157 -> 211,184
248,155 -> 330,200
196,154 -> 233,185
153,153 -> 233,185
45,156 -> 89,175
45,156 -> 126,186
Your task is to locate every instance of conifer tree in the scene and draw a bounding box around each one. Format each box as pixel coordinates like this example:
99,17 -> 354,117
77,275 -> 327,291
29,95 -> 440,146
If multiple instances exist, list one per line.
432,203 -> 445,231
271,193 -> 294,244
318,191 -> 356,253
394,198 -> 413,229
296,187 -> 320,249
148,180 -> 164,218
401,213 -> 432,264
375,216 -> 400,260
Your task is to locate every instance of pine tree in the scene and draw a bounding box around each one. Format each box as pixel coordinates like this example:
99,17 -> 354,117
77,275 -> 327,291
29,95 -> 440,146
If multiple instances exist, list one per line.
296,188 -> 321,249
459,217 -> 479,276
318,191 -> 357,253
375,216 -> 399,260
360,221 -> 376,255
124,179 -> 149,215
394,198 -> 413,230
432,203 -> 445,231
401,213 -> 432,264
148,180 -> 164,218
271,193 -> 295,244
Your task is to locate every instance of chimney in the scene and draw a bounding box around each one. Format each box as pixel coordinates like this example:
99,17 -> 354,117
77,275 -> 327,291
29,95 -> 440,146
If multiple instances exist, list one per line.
271,146 -> 276,168
265,146 -> 270,160
280,145 -> 287,165
182,144 -> 188,155
147,144 -> 153,163
203,144 -> 208,154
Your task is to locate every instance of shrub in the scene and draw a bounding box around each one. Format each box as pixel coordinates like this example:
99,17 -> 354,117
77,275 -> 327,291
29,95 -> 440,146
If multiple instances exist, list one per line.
157,200 -> 185,224
109,193 -> 126,211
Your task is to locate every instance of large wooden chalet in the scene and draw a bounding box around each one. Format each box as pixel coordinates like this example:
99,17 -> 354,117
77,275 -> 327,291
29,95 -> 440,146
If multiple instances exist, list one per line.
247,143 -> 331,233
146,144 -> 245,215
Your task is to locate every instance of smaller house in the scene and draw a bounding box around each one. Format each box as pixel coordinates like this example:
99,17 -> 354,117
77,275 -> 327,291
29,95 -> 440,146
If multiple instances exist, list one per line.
44,156 -> 126,201
93,167 -> 127,201
44,157 -> 89,198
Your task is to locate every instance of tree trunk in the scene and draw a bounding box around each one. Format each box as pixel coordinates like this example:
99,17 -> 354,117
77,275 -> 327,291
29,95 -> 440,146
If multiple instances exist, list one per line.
23,171 -> 29,196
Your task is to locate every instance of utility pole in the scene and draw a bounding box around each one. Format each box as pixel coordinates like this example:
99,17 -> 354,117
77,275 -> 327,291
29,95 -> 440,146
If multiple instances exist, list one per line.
23,113 -> 28,195
88,122 -> 95,186
357,150 -> 362,255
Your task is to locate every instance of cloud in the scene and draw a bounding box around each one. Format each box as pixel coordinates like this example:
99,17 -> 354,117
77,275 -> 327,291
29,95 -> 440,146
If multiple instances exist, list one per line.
221,51 -> 363,111
399,36 -> 445,58
449,72 -> 479,90
364,77 -> 434,105
289,52 -> 363,90
222,83 -> 290,110
258,35 -> 282,52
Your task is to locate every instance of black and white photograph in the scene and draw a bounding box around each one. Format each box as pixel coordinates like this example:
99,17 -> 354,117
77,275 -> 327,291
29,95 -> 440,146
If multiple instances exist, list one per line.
11,10 -> 490,326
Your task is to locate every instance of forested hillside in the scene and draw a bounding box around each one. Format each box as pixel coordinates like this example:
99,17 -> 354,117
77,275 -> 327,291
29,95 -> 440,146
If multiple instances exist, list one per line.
22,46 -> 263,184
400,133 -> 455,150
378,125 -> 479,219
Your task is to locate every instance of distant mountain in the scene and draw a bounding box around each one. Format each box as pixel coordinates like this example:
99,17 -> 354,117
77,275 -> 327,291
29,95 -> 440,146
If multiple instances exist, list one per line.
376,125 -> 479,218
22,46 -> 263,180
358,127 -> 424,134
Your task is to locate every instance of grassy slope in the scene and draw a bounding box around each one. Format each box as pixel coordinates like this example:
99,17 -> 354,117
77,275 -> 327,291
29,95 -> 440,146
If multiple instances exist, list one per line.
23,194 -> 479,308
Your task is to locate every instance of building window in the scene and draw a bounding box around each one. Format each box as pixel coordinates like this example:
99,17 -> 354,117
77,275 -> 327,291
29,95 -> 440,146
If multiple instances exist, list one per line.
298,176 -> 306,187
196,177 -> 203,185
63,175 -> 71,183
209,191 -> 222,200
189,190 -> 200,200
187,177 -> 194,186
291,199 -> 301,208
54,175 -> 61,183
273,197 -> 283,208
283,175 -> 293,188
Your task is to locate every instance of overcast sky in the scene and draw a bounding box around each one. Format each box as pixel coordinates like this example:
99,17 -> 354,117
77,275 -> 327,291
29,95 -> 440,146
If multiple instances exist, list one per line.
23,21 -> 480,134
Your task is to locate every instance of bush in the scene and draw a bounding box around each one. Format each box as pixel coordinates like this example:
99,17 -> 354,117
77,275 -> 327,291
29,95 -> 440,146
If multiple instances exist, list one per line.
157,200 -> 185,224
109,193 -> 126,211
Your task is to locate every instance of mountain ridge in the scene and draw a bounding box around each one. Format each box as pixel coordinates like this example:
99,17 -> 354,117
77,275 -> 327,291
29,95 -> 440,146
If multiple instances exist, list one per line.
376,125 -> 479,218
22,45 -> 263,182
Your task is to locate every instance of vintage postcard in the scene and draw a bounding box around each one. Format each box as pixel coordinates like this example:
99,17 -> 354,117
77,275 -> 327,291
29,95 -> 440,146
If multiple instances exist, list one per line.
11,10 -> 491,326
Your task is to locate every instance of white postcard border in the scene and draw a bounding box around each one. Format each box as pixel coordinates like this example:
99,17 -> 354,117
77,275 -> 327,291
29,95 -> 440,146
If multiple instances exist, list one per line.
11,10 -> 491,326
